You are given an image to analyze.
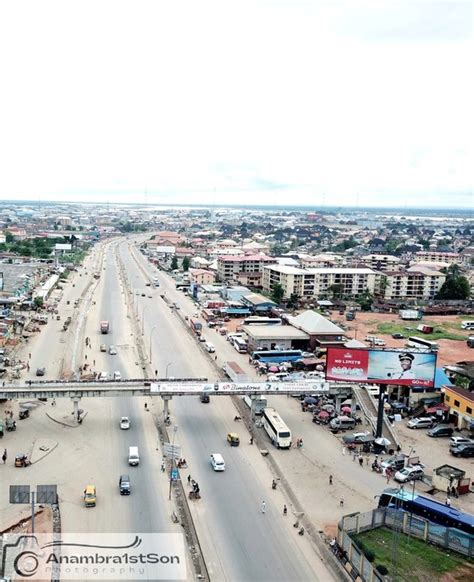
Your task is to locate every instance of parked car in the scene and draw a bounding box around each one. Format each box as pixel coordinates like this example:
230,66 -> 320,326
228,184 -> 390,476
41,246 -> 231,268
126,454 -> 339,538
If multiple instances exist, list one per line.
113,371 -> 122,381
449,436 -> 474,449
381,455 -> 407,472
100,344 -> 107,352
392,333 -> 405,339
407,417 -> 434,429
98,371 -> 108,381
450,443 -> 474,458
120,417 -> 130,430
394,465 -> 424,483
342,432 -> 373,445
427,425 -> 454,438
108,346 -> 117,355
36,367 -> 46,376
200,394 -> 210,403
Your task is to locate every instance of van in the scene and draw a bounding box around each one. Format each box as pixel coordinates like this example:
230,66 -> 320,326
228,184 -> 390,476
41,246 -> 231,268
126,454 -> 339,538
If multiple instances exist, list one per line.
329,416 -> 356,432
461,321 -> 474,330
205,342 -> 215,353
83,484 -> 96,507
427,425 -> 454,438
210,453 -> 225,471
467,336 -> 474,348
128,446 -> 140,466
407,417 -> 434,429
119,474 -> 131,495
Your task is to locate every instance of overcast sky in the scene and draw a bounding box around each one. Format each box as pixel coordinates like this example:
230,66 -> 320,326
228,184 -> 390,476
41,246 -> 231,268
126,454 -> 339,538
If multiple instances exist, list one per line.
0,1 -> 472,208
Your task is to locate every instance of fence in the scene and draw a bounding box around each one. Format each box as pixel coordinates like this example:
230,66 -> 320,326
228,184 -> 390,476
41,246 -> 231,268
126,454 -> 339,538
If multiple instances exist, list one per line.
338,507 -> 473,582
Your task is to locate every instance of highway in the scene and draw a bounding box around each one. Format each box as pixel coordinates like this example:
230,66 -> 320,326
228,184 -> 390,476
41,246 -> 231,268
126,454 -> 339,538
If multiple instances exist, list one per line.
118,239 -> 327,581
0,238 -> 333,581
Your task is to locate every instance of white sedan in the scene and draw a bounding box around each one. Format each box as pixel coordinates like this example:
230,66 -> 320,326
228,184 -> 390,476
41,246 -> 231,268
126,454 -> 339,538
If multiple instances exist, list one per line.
394,465 -> 424,483
120,417 -> 130,430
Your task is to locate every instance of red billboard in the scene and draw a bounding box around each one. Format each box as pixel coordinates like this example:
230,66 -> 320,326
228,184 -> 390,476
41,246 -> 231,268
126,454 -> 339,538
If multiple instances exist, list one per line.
326,347 -> 437,387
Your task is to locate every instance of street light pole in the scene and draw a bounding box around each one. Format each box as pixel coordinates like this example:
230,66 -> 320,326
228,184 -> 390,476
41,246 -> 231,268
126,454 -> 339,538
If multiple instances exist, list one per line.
166,362 -> 172,378
168,425 -> 178,500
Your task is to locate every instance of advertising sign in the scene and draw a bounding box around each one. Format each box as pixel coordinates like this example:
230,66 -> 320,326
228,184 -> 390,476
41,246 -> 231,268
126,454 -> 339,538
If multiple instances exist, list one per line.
326,348 -> 436,387
149,381 -> 329,394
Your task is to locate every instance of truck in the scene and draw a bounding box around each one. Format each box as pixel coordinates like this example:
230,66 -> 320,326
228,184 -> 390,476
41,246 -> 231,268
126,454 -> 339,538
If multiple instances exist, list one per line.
224,361 -> 248,383
100,320 -> 110,334
399,309 -> 422,321
242,395 -> 267,415
190,319 -> 202,336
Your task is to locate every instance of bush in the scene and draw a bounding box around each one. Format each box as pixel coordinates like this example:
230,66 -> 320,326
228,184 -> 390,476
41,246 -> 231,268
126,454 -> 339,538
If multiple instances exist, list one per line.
376,564 -> 389,575
365,549 -> 375,563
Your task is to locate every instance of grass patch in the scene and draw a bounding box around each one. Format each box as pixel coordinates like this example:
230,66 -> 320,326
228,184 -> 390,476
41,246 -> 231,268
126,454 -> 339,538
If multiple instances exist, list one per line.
352,527 -> 473,581
376,322 -> 466,341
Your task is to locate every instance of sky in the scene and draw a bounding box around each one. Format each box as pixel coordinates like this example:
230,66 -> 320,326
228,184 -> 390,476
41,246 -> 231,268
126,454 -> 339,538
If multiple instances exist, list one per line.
0,1 -> 472,208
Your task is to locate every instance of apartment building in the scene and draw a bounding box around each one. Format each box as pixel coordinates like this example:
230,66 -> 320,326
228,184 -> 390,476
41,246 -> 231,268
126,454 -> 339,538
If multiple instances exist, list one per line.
188,268 -> 216,286
262,265 -> 378,299
357,254 -> 401,270
383,268 -> 446,300
413,251 -> 462,265
217,253 -> 276,287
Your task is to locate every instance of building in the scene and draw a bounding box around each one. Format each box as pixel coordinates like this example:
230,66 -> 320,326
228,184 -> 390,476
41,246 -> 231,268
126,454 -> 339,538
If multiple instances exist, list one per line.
357,254 -> 401,270
188,268 -> 216,286
262,265 -> 378,300
217,254 -> 276,287
241,293 -> 276,313
383,268 -> 446,300
288,310 -> 346,351
146,231 -> 184,250
242,325 -> 309,352
413,251 -> 463,265
443,385 -> 473,430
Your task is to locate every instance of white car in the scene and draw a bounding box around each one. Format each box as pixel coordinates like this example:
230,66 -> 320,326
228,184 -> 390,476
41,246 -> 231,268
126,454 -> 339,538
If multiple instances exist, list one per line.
210,453 -> 225,472
394,465 -> 424,483
98,371 -> 108,381
113,371 -> 122,381
449,436 -> 474,449
120,417 -> 130,430
109,346 -> 117,355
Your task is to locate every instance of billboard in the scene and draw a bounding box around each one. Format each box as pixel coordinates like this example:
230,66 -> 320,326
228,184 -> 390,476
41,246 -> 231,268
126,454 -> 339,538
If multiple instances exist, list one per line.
326,347 -> 437,387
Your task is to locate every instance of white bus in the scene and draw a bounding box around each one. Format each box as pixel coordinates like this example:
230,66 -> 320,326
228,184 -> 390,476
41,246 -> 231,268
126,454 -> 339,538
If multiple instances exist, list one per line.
262,407 -> 292,449
233,337 -> 248,353
407,336 -> 439,352
461,320 -> 474,330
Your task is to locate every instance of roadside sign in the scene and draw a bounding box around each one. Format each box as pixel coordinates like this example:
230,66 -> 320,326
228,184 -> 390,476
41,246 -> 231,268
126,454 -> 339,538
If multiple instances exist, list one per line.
163,443 -> 181,457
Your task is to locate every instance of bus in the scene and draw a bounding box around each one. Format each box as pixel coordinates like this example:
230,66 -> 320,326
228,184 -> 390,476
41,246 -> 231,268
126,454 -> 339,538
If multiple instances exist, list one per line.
406,336 -> 439,352
378,488 -> 473,537
253,350 -> 303,364
243,317 -> 282,326
262,407 -> 292,448
233,337 -> 248,353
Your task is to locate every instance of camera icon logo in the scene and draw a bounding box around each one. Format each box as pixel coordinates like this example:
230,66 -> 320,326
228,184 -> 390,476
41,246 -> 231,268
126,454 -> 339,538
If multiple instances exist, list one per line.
1,535 -> 44,579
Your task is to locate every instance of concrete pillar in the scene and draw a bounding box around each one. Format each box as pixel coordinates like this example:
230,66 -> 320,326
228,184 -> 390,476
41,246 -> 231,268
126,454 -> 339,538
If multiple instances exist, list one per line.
71,397 -> 81,422
161,395 -> 172,420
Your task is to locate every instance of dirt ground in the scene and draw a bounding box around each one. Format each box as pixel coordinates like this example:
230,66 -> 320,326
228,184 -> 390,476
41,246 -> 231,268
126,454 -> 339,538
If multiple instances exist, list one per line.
2,506 -> 53,535
330,312 -> 473,366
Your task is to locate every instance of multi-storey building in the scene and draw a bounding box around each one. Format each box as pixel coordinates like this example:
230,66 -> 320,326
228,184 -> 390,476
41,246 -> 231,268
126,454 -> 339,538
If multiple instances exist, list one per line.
262,265 -> 378,299
383,268 -> 446,300
217,253 -> 276,287
412,251 -> 462,265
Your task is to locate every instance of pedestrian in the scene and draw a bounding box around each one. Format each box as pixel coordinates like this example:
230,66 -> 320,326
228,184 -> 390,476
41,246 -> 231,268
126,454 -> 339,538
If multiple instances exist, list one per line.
358,455 -> 363,467
342,446 -> 346,455
261,501 -> 266,514
214,355 -> 217,361
445,496 -> 451,507
283,504 -> 287,516
386,470 -> 391,484
352,451 -> 357,462
52,398 -> 56,407
187,475 -> 191,485
339,496 -> 344,508
329,475 -> 333,486
2,449 -> 7,464
26,363 -> 30,372
161,460 -> 166,472
155,370 -> 158,376
249,436 -> 254,445
28,353 -> 31,359
85,354 -> 87,360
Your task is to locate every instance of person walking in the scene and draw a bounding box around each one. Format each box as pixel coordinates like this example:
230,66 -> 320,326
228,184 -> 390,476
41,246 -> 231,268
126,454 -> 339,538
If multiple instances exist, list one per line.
283,504 -> 287,516
339,496 -> 344,508
249,436 -> 254,445
187,475 -> 191,485
161,460 -> 166,472
358,455 -> 363,467
2,449 -> 7,464
261,501 -> 266,514
329,475 -> 333,486
445,496 -> 451,507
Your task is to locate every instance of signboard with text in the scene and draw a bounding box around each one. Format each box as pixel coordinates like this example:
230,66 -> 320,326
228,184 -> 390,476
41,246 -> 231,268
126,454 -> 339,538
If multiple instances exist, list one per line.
325,347 -> 436,387
149,381 -> 329,394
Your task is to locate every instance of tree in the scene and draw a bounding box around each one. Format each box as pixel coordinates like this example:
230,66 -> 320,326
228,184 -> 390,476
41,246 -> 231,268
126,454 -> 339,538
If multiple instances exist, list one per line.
355,290 -> 373,311
34,297 -> 44,309
287,293 -> 299,309
182,256 -> 190,272
328,284 -> 343,299
5,231 -> 14,243
436,265 -> 470,300
170,256 -> 178,271
271,283 -> 284,305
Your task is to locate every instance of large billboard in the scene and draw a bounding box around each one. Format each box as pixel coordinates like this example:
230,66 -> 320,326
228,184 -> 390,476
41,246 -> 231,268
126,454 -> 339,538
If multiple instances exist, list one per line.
326,347 -> 437,387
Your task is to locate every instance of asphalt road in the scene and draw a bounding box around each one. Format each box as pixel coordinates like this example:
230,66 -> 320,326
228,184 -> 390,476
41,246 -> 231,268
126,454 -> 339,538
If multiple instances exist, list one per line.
118,240 -> 327,581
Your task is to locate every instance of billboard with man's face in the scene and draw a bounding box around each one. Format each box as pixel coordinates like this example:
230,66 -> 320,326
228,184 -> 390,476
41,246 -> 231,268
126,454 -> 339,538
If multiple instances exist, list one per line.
326,347 -> 437,387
